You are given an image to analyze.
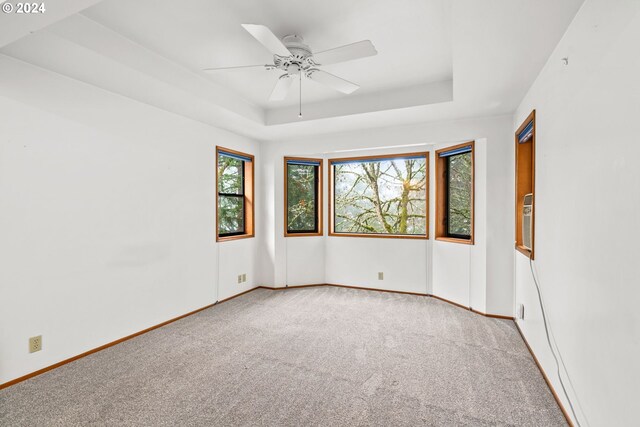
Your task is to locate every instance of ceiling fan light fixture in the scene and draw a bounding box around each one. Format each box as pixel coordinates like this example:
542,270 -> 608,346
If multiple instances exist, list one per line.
286,63 -> 301,75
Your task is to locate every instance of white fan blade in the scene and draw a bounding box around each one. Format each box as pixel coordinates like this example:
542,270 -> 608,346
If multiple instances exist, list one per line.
312,40 -> 377,65
203,64 -> 271,72
241,24 -> 291,57
270,75 -> 293,101
307,69 -> 359,94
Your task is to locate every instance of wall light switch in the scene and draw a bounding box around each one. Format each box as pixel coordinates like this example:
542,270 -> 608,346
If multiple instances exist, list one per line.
237,275 -> 242,284
242,274 -> 247,282
378,272 -> 384,280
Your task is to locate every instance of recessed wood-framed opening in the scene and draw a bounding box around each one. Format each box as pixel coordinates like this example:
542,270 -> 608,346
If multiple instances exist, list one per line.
515,110 -> 535,259
435,141 -> 475,245
284,157 -> 323,237
216,146 -> 255,242
327,151 -> 429,240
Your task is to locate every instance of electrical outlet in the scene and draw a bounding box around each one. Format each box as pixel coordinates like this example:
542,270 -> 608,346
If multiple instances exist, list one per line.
29,335 -> 42,353
378,272 -> 384,280
517,304 -> 525,320
242,274 -> 247,282
237,275 -> 242,284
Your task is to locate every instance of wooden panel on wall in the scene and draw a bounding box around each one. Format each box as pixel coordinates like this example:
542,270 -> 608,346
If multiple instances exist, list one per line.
515,110 -> 535,258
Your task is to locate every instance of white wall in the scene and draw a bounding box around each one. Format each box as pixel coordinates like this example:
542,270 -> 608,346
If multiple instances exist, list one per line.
0,55 -> 260,384
485,128 -> 516,315
326,237 -> 429,294
285,237 -> 326,286
259,116 -> 514,315
432,242 -> 470,302
513,0 -> 640,425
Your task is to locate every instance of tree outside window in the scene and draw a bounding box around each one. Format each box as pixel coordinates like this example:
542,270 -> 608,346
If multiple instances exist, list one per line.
331,154 -> 428,236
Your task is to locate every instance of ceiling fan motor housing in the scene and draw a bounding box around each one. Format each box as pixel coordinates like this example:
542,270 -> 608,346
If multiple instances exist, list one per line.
282,35 -> 312,58
274,35 -> 314,74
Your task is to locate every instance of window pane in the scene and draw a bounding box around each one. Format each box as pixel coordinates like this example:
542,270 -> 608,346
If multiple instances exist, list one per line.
287,164 -> 317,232
218,195 -> 244,235
447,152 -> 472,237
334,157 -> 427,235
218,155 -> 243,195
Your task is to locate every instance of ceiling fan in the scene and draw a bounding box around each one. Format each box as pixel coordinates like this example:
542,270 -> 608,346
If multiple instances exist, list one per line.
203,24 -> 377,116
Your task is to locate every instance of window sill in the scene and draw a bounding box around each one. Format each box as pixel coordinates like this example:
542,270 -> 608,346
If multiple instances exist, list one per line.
435,236 -> 474,245
515,245 -> 533,259
328,232 -> 428,240
217,234 -> 254,243
284,232 -> 323,238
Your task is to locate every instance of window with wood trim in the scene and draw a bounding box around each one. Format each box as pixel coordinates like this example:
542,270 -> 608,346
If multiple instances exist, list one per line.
515,110 -> 535,258
435,142 -> 474,244
328,152 -> 429,239
284,157 -> 323,237
216,147 -> 254,242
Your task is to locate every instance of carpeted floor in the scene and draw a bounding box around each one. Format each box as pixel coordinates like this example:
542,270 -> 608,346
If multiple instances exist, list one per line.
0,286 -> 566,426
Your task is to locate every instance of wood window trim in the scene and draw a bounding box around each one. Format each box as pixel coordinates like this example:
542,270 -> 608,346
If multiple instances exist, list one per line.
216,146 -> 255,242
327,151 -> 429,240
435,141 -> 475,245
515,245 -> 532,258
515,110 -> 535,259
436,236 -> 474,245
284,157 -> 324,237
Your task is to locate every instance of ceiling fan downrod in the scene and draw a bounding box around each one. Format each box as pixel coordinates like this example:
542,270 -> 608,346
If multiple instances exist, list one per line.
298,72 -> 302,119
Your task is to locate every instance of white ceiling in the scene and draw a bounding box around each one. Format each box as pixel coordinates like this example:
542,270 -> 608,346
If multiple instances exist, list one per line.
0,0 -> 102,46
81,0 -> 453,109
0,0 -> 584,141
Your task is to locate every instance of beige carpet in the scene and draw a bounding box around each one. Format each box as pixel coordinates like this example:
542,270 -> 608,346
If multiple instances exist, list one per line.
0,286 -> 566,426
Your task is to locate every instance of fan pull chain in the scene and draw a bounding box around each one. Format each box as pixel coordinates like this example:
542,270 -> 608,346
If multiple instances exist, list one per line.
298,72 -> 303,118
